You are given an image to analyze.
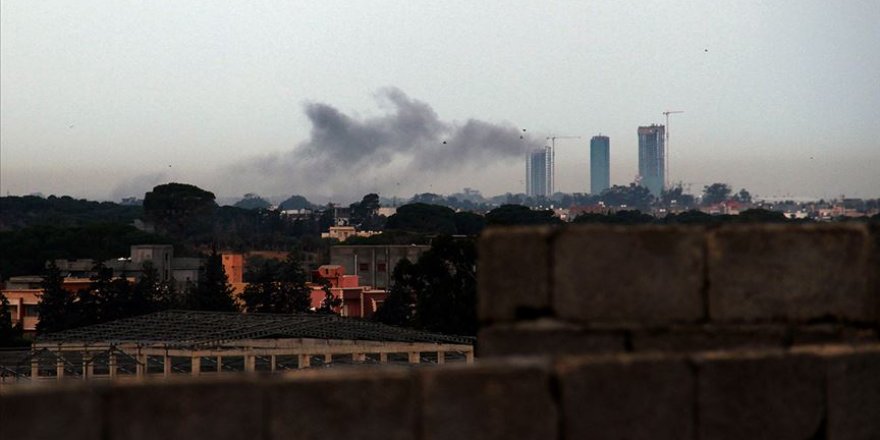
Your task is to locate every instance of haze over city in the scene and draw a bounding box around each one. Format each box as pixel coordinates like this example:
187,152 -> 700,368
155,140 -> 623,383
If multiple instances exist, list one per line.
2,1 -> 878,203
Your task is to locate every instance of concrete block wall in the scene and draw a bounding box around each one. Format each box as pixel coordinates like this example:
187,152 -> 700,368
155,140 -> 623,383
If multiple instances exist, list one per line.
478,223 -> 879,357
2,346 -> 878,440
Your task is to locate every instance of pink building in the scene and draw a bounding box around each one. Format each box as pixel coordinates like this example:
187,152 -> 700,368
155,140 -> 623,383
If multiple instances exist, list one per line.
309,265 -> 386,318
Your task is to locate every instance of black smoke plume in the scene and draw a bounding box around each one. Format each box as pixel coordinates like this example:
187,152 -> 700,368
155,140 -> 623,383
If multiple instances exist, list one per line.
232,88 -> 542,200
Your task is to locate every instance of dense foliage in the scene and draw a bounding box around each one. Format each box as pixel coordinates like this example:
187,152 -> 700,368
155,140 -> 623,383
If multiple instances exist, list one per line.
0,223 -> 170,280
241,253 -> 311,313
374,236 -> 477,336
0,195 -> 142,230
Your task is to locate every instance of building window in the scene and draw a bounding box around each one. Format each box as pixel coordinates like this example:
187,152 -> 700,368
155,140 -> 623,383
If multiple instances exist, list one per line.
24,305 -> 39,317
359,263 -> 369,272
377,263 -> 387,272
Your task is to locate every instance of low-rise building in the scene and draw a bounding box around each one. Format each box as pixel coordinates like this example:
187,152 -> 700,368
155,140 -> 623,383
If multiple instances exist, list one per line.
308,265 -> 385,318
330,244 -> 430,289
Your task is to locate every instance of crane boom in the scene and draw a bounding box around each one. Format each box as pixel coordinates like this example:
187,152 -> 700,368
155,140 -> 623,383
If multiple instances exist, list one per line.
545,135 -> 581,194
662,111 -> 684,188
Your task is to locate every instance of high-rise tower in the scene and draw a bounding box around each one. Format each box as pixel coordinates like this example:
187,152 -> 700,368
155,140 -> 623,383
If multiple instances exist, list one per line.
590,135 -> 610,194
637,125 -> 665,197
526,147 -> 552,197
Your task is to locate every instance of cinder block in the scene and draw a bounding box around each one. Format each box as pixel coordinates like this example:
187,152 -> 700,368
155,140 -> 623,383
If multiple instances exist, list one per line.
792,324 -> 879,346
696,350 -> 825,440
421,360 -> 557,440
632,324 -> 786,352
478,227 -> 553,323
827,346 -> 880,440
478,321 -> 625,357
268,369 -> 418,440
556,353 -> 695,440
0,385 -> 101,440
708,224 -> 872,322
106,379 -> 264,440
554,225 -> 705,324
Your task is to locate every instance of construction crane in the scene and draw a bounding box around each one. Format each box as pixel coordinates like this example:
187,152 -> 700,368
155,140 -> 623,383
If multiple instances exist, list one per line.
545,135 -> 581,194
662,111 -> 684,188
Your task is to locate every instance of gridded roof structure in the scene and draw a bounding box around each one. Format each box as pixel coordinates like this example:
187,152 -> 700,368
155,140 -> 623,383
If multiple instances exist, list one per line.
36,310 -> 474,348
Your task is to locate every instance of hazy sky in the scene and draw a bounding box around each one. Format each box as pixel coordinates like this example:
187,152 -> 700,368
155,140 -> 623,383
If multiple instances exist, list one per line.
2,1 -> 878,203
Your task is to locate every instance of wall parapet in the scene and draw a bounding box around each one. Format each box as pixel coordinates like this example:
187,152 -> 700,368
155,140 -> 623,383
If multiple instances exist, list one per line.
478,223 -> 879,357
2,344 -> 878,440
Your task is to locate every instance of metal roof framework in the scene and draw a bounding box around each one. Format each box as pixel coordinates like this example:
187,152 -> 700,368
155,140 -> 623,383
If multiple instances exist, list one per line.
35,310 -> 474,348
0,311 -> 475,385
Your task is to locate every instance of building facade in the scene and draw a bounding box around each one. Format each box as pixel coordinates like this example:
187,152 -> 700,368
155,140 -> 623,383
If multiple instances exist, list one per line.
637,125 -> 666,197
526,146 -> 553,198
330,245 -> 431,289
590,135 -> 610,194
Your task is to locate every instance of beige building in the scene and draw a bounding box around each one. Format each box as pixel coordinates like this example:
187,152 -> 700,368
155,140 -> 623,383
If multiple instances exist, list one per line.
330,244 -> 430,289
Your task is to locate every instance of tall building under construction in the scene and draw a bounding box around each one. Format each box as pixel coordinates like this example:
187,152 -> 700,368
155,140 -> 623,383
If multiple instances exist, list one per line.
590,135 -> 610,194
637,125 -> 665,197
526,146 -> 553,198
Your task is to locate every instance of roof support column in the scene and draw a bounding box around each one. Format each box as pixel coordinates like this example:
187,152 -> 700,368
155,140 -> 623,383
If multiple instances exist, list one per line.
163,354 -> 171,377
109,351 -> 117,379
408,352 -> 420,364
55,352 -> 64,380
30,353 -> 38,379
437,351 -> 445,364
379,352 -> 387,363
245,355 -> 255,373
270,355 -> 276,373
191,356 -> 201,376
298,354 -> 310,369
465,350 -> 474,364
135,349 -> 145,378
83,352 -> 93,379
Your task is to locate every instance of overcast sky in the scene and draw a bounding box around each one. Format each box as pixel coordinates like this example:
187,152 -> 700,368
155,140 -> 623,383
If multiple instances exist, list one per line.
2,1 -> 878,203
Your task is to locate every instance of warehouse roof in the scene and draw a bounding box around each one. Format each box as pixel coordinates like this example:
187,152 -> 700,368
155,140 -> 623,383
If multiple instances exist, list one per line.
36,310 -> 474,347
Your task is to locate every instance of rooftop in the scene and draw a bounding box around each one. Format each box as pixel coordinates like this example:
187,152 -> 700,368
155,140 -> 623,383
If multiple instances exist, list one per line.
36,310 -> 474,348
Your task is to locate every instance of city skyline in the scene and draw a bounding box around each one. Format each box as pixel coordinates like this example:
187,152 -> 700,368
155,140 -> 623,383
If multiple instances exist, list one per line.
2,1 -> 878,201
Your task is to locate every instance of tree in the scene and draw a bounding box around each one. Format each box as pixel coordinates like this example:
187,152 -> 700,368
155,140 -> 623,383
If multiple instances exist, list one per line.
349,193 -> 383,230
278,195 -> 313,211
131,261 -> 177,313
37,261 -> 73,334
702,183 -> 732,206
573,210 -> 655,224
373,259 -> 417,327
732,189 -> 753,205
315,279 -> 342,314
485,204 -> 561,226
453,211 -> 486,235
186,249 -> 238,312
598,184 -> 655,210
660,184 -> 696,209
0,292 -> 26,346
241,253 -> 311,313
411,237 -> 477,335
375,237 -> 477,336
143,183 -> 218,239
233,193 -> 271,210
385,203 -> 457,235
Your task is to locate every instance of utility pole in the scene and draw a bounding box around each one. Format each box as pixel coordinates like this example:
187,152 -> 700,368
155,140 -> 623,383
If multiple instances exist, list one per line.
662,111 -> 684,188
545,135 -> 581,195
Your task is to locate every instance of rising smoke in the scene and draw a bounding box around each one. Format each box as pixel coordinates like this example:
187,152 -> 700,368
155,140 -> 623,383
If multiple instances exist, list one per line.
228,87 -> 542,201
